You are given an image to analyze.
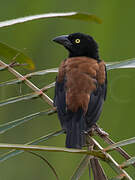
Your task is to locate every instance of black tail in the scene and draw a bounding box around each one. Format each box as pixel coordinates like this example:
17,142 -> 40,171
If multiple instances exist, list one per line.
65,109 -> 86,149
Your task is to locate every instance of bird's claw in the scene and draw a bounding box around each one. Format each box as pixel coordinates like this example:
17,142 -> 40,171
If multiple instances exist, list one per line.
86,124 -> 109,137
93,124 -> 109,137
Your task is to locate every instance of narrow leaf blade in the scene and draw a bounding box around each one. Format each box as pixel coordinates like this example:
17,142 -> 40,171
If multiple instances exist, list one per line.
106,58 -> 135,71
63,12 -> 102,23
71,155 -> 90,180
0,93 -> 38,107
104,137 -> 135,152
0,109 -> 53,134
0,129 -> 65,162
0,143 -> 105,159
28,68 -> 58,76
0,42 -> 35,69
120,157 -> 135,168
42,82 -> 55,91
0,79 -> 21,87
0,82 -> 55,107
0,12 -> 101,28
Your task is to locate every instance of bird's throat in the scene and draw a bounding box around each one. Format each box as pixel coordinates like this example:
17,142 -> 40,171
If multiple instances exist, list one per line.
69,51 -> 99,60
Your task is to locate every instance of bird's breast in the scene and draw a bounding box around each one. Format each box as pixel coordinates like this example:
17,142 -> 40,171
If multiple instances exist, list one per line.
57,57 -> 106,113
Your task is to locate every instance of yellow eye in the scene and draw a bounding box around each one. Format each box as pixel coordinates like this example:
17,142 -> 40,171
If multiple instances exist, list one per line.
75,39 -> 80,43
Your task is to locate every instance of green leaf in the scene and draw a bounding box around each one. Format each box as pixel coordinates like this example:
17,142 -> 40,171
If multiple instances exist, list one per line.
28,68 -> 58,76
0,12 -> 101,28
0,82 -> 55,107
0,79 -> 55,91
0,129 -> 65,162
71,155 -> 90,180
0,109 -> 54,134
0,67 -> 58,87
0,143 -> 106,157
41,82 -> 55,91
106,58 -> 135,71
0,42 -> 35,69
120,157 -> 135,169
0,79 -> 21,87
63,12 -> 102,23
104,137 -> 135,152
0,93 -> 39,107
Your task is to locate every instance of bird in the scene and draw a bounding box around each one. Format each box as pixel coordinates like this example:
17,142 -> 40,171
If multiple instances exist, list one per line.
53,32 -> 107,149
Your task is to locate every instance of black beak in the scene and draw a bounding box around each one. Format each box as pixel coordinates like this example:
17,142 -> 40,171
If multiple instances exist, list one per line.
52,35 -> 72,48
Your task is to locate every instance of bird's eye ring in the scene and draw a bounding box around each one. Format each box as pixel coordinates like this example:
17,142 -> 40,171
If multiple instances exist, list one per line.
75,39 -> 80,43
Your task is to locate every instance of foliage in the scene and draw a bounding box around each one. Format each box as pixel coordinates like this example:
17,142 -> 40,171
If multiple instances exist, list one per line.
0,12 -> 135,180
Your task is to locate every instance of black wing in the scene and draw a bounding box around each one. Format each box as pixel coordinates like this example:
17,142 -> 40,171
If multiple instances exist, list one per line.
85,67 -> 107,128
54,79 -> 67,129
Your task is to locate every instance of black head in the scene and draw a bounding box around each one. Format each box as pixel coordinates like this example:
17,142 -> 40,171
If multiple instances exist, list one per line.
53,32 -> 99,60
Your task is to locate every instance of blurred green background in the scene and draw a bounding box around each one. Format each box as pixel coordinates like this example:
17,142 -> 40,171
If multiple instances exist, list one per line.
0,0 -> 135,179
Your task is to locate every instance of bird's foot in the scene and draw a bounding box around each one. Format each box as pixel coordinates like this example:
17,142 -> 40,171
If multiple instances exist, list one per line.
93,124 -> 109,137
86,124 -> 109,137
85,126 -> 96,136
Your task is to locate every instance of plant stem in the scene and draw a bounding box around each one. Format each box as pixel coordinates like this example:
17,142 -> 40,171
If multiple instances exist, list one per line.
94,125 -> 135,168
101,136 -> 135,168
0,60 -> 54,108
90,137 -> 133,180
0,143 -> 106,158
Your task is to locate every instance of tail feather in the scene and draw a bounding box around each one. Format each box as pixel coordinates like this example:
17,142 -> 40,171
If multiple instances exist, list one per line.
65,109 -> 86,149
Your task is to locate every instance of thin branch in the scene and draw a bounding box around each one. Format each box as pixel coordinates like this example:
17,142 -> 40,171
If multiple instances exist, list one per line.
94,125 -> 135,168
71,155 -> 91,180
89,137 -> 133,180
103,137 -> 134,164
0,60 -> 54,108
87,138 -> 107,180
87,137 -> 94,180
0,62 -> 27,71
0,129 -> 64,163
0,143 -> 106,158
90,157 -> 107,180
